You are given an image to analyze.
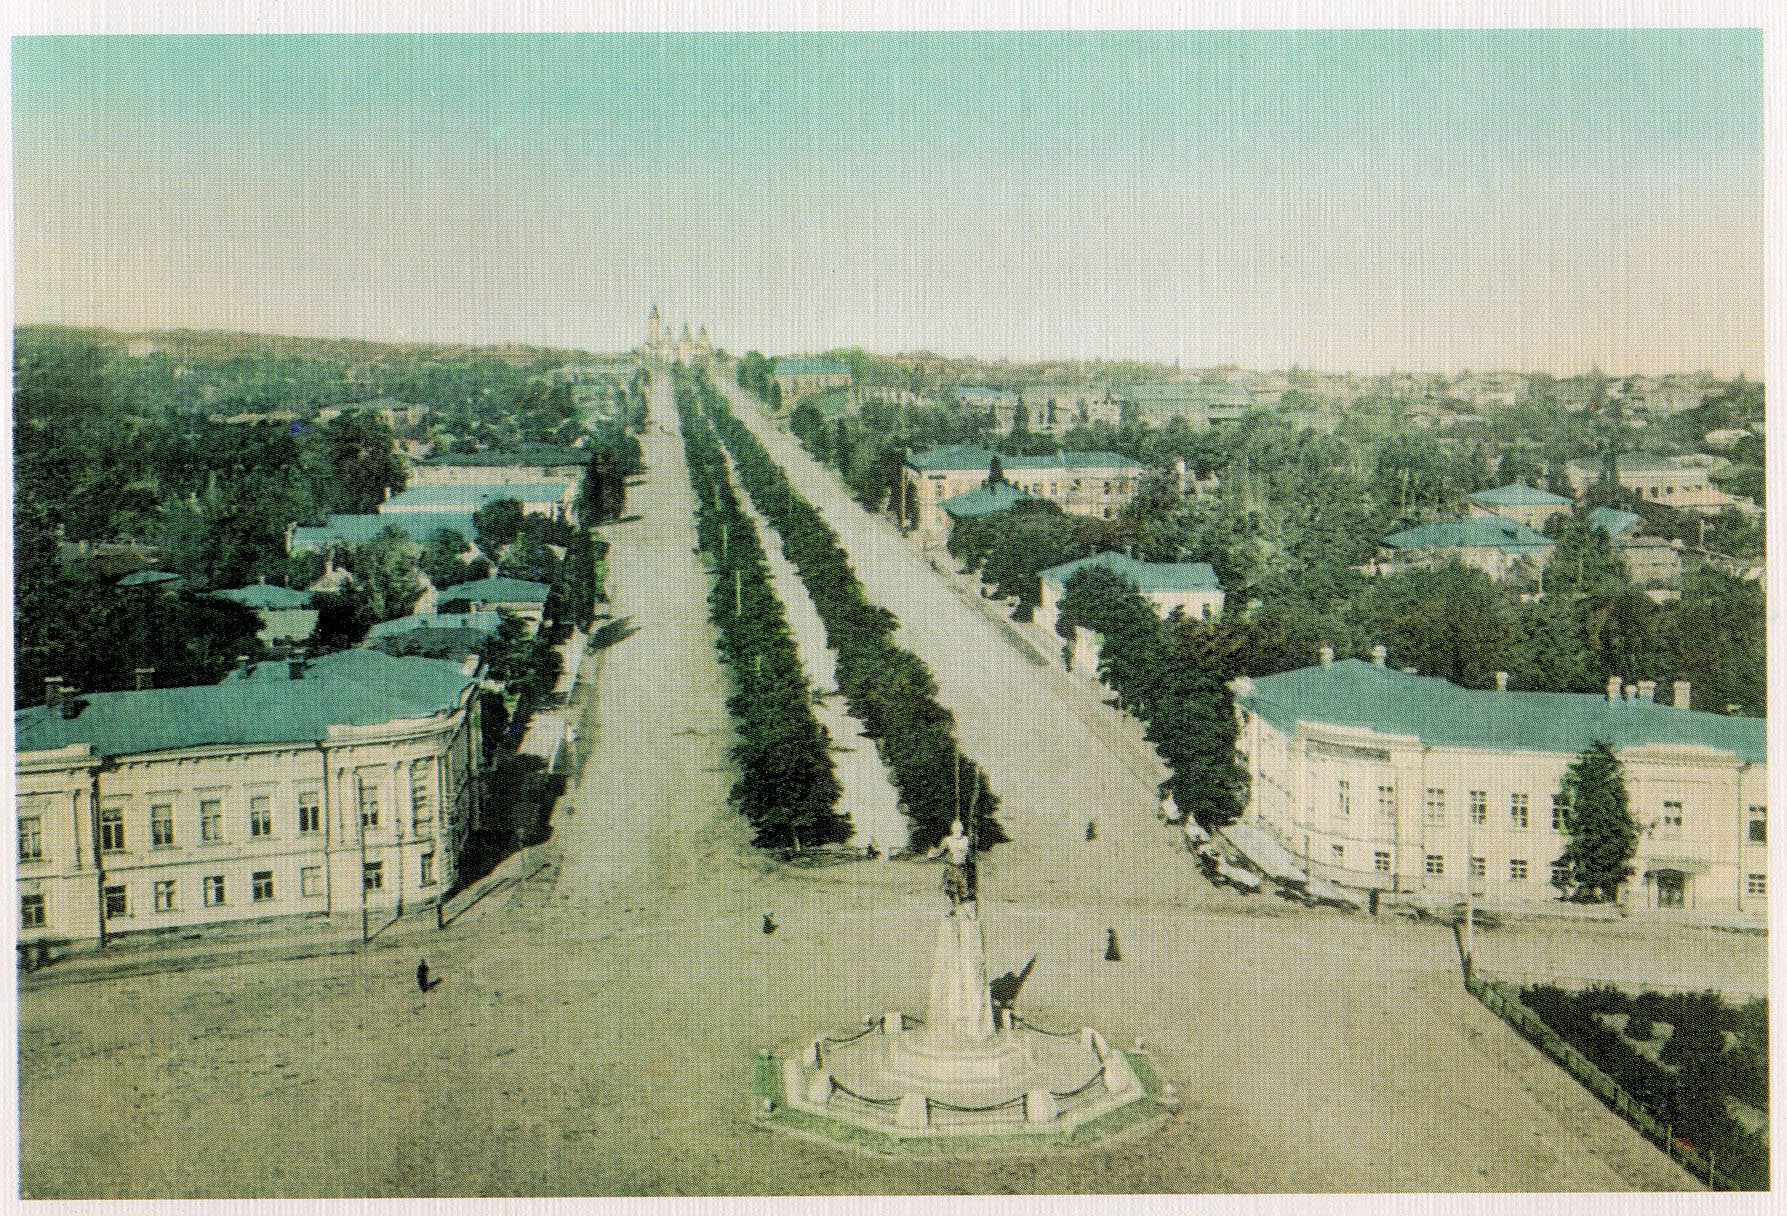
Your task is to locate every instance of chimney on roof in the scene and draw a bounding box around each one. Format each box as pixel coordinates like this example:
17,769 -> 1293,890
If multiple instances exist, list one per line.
1318,644 -> 1334,668
1726,704 -> 1743,716
1673,679 -> 1691,710
1607,675 -> 1622,703
1624,684 -> 1638,702
1495,671 -> 1510,691
289,659 -> 308,680
1637,680 -> 1656,703
44,677 -> 65,710
60,691 -> 83,720
134,667 -> 154,690
1371,644 -> 1387,667
1401,666 -> 1417,675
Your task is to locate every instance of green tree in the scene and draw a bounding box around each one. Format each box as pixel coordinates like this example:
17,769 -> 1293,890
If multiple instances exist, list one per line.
318,410 -> 406,512
473,497 -> 525,550
1554,741 -> 1637,903
419,528 -> 474,590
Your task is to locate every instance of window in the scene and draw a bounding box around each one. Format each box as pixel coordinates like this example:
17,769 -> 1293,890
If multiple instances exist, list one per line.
1509,858 -> 1529,881
1374,850 -> 1392,874
200,799 -> 223,842
298,790 -> 321,835
151,803 -> 175,848
1469,856 -> 1486,880
1469,790 -> 1487,825
252,870 -> 274,902
1551,860 -> 1571,889
1746,873 -> 1766,897
358,776 -> 381,829
1423,788 -> 1446,826
1551,797 -> 1567,833
301,865 -> 323,897
249,796 -> 272,838
1661,800 -> 1684,831
1336,780 -> 1351,816
1509,793 -> 1530,830
1425,854 -> 1446,876
363,860 -> 385,892
1747,806 -> 1765,844
21,892 -> 46,928
410,761 -> 433,825
103,884 -> 128,919
154,880 -> 177,912
1330,844 -> 1345,862
18,815 -> 43,861
203,875 -> 226,906
100,806 -> 125,852
420,852 -> 436,887
1377,785 -> 1396,818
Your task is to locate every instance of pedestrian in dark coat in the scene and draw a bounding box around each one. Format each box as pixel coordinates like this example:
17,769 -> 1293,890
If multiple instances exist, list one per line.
416,959 -> 432,993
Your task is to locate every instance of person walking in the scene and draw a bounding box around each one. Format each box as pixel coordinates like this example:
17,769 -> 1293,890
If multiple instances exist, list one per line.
1104,928 -> 1121,962
416,959 -> 432,993
761,913 -> 778,935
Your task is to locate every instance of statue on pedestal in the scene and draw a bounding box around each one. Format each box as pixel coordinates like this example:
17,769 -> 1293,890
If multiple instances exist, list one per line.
930,819 -> 977,913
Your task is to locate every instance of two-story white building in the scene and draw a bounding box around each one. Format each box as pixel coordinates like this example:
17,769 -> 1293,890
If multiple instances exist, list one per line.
15,650 -> 482,952
1036,551 -> 1225,636
1232,654 -> 1767,920
903,444 -> 1145,538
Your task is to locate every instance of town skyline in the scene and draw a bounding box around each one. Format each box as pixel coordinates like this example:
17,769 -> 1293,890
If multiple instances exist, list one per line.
13,29 -> 1764,376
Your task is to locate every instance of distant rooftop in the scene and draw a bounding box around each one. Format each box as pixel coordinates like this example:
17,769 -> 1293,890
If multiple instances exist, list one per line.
381,481 -> 575,510
117,569 -> 183,588
773,357 -> 852,378
366,611 -> 504,641
17,650 -> 477,759
419,444 -> 589,467
1121,382 -> 1252,409
289,513 -> 478,551
1468,482 -> 1571,507
1239,658 -> 1763,765
435,576 -> 552,606
1041,551 -> 1223,594
1382,517 -> 1555,554
208,583 -> 313,610
908,443 -> 1144,473
1588,507 -> 1644,540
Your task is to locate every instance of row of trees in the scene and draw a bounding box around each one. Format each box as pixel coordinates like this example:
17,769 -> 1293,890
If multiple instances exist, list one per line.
673,374 -> 850,850
734,351 -> 783,409
699,370 -> 1005,853
1052,567 -> 1247,832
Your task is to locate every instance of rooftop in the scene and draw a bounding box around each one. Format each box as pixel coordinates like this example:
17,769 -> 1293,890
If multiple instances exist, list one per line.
1121,382 -> 1253,409
435,576 -> 552,605
908,443 -> 1144,473
17,650 -> 477,759
1238,658 -> 1764,765
773,357 -> 852,377
208,583 -> 314,610
1468,482 -> 1572,507
1382,517 -> 1555,554
1041,551 -> 1223,593
117,569 -> 183,588
381,481 -> 575,510
1588,507 -> 1643,540
365,611 -> 504,641
289,513 -> 479,551
418,444 -> 588,467
939,482 -> 1036,520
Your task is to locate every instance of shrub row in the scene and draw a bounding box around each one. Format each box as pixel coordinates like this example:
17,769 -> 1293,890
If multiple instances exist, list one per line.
674,373 -> 850,849
695,370 -> 1004,854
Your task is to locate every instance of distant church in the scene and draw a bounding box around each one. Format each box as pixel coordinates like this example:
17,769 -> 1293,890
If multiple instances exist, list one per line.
639,305 -> 712,365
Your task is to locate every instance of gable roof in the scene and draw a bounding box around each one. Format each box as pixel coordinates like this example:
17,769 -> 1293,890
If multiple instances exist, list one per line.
1237,658 -> 1764,765
1382,517 -> 1555,554
1041,551 -> 1223,593
939,482 -> 1036,519
1468,483 -> 1571,507
209,583 -> 314,610
289,513 -> 479,551
908,443 -> 1144,473
381,481 -> 574,511
435,576 -> 552,606
17,650 -> 477,759
117,569 -> 183,588
773,357 -> 851,377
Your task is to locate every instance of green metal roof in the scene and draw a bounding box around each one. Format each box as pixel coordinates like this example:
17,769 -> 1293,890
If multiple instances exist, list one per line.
1588,507 -> 1643,539
366,611 -> 503,640
1041,551 -> 1223,593
382,481 -> 574,510
435,576 -> 551,605
289,513 -> 478,551
1238,659 -> 1765,765
117,570 -> 183,588
1382,517 -> 1554,554
209,583 -> 313,610
17,650 -> 477,758
908,443 -> 1144,473
419,445 -> 588,467
939,482 -> 1035,519
1468,482 -> 1571,507
773,357 -> 852,377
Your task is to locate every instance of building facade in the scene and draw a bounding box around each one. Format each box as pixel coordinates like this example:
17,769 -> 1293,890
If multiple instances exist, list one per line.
1374,517 -> 1555,582
1036,552 -> 1225,636
1465,483 -> 1573,532
772,358 -> 854,408
1566,455 -> 1749,515
379,480 -> 579,526
903,444 -> 1145,538
1233,657 -> 1767,920
407,447 -> 590,488
16,651 -> 483,950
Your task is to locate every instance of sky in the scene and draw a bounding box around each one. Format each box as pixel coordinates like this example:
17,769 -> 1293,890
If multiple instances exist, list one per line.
10,30 -> 1765,375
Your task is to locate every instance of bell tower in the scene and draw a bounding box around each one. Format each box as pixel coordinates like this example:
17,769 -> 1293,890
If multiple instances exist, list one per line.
647,304 -> 661,349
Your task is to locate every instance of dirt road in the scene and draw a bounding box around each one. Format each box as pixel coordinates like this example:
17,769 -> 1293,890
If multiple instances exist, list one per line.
17,367 -> 1709,1197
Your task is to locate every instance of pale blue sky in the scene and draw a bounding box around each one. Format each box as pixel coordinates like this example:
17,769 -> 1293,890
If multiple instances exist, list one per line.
12,31 -> 1764,373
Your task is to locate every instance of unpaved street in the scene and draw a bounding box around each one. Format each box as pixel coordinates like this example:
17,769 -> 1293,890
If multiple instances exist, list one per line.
17,368 -> 1713,1197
